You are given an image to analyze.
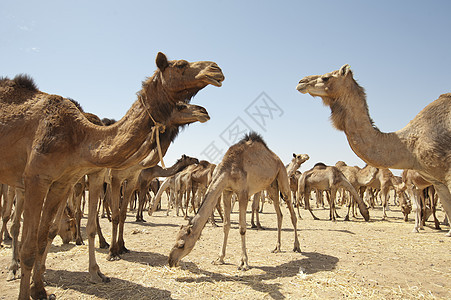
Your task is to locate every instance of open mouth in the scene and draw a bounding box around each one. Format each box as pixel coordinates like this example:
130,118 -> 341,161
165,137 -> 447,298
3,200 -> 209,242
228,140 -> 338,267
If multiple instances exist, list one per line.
204,76 -> 223,87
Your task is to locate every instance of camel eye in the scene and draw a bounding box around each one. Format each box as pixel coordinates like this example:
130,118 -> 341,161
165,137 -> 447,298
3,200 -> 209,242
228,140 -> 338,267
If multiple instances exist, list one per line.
176,60 -> 188,69
322,77 -> 330,82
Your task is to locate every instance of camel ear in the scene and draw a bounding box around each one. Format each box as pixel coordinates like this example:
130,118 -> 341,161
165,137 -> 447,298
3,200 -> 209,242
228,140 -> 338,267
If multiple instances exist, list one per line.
339,64 -> 351,77
182,154 -> 186,159
156,52 -> 169,71
293,153 -> 296,158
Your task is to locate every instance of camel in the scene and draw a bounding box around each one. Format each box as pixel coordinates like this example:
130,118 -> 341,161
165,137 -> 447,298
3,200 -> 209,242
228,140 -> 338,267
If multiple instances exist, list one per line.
297,64 -> 451,236
334,161 -> 377,220
297,163 -> 370,221
169,132 -> 301,270
252,153 -> 310,229
188,160 -> 217,214
135,154 -> 199,222
106,101 -> 210,260
362,168 -> 398,219
402,169 -> 441,232
0,52 -> 224,299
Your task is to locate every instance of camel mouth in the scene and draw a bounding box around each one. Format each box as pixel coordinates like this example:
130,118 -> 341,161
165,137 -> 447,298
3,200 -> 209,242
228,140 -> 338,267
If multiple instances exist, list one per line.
198,114 -> 210,123
296,83 -> 308,94
203,75 -> 223,87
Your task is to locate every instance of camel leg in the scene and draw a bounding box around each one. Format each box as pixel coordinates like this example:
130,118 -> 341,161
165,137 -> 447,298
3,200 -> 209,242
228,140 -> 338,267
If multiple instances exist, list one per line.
0,186 -> 15,245
381,186 -> 389,220
429,188 -> 441,230
213,191 -> 232,265
74,186 -> 85,245
18,175 -> 50,300
87,175 -> 110,282
117,185 -> 135,255
237,191 -> 250,271
251,192 -> 263,229
7,188 -> 24,281
96,213 -> 109,249
107,177 -> 122,260
136,187 -> 147,222
432,183 -> 451,236
305,188 -> 320,220
267,185 -> 283,253
276,174 -> 301,253
30,181 -> 70,300
410,187 -> 423,233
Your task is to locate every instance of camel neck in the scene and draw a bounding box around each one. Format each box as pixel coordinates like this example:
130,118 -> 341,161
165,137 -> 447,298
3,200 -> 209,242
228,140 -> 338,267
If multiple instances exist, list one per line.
333,91 -> 416,170
84,99 -> 156,168
286,161 -> 300,177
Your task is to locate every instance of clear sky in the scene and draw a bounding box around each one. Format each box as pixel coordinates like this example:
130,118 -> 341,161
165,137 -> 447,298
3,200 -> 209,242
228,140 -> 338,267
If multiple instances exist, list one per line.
1,1 -> 450,175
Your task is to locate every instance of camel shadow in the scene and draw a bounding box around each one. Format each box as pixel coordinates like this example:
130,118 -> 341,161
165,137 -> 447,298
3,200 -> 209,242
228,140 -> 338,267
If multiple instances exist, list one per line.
47,243 -> 77,254
175,251 -> 338,300
116,250 -> 169,267
44,269 -> 173,300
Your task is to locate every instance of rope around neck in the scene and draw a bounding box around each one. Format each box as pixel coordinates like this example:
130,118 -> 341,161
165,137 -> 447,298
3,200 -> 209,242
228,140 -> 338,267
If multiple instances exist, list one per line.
139,95 -> 166,168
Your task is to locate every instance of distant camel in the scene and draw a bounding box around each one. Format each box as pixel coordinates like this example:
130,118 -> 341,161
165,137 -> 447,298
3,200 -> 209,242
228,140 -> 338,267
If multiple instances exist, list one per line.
297,163 -> 369,221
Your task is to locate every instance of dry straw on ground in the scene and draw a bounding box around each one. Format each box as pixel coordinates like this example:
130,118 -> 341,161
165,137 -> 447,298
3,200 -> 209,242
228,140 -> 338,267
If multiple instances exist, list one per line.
0,196 -> 449,299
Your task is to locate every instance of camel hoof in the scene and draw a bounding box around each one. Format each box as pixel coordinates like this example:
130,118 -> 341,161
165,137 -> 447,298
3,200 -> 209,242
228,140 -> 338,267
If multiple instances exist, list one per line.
106,254 -> 121,261
445,231 -> 451,237
271,246 -> 281,253
75,239 -> 85,246
238,264 -> 250,271
212,258 -> 225,265
313,217 -> 320,221
344,216 -> 350,222
412,228 -> 419,233
6,269 -> 20,281
99,241 -> 110,249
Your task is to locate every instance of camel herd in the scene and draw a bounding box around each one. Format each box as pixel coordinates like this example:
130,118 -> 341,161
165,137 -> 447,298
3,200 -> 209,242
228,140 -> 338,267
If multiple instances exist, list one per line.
0,55 -> 449,299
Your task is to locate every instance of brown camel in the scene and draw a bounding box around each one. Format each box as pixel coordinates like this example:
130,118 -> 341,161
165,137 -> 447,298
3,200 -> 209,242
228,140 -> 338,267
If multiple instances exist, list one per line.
297,64 -> 451,236
135,154 -> 199,222
334,161 -> 377,220
0,52 -> 224,299
297,163 -> 370,221
169,132 -> 301,270
402,169 -> 441,232
106,101 -> 210,261
188,160 -> 217,214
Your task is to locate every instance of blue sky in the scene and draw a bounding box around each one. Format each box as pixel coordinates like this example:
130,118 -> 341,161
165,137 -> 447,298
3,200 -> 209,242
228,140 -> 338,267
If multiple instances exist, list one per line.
1,1 -> 450,174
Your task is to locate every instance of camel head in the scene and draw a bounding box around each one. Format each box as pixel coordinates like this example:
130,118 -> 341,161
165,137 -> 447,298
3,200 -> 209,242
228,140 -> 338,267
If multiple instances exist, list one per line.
155,52 -> 225,99
292,153 -> 310,165
296,65 -> 368,131
169,102 -> 210,125
168,223 -> 197,267
58,215 -> 76,244
296,64 -> 354,99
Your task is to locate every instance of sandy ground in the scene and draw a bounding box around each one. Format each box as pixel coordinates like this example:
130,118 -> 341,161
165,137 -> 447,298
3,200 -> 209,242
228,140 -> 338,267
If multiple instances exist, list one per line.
0,197 -> 449,300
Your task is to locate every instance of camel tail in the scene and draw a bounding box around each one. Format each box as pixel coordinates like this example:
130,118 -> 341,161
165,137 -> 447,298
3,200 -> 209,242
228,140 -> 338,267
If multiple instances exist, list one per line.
149,176 -> 172,215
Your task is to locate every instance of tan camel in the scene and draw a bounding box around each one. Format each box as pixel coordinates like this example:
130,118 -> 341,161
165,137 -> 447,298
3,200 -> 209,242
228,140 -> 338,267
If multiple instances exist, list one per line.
188,160 -> 217,214
169,132 -> 301,270
135,154 -> 199,222
297,163 -> 370,221
297,64 -> 451,236
363,168 -> 397,219
334,161 -> 377,220
402,169 -> 441,232
0,52 -> 224,299
286,153 -> 310,176
252,153 -> 309,229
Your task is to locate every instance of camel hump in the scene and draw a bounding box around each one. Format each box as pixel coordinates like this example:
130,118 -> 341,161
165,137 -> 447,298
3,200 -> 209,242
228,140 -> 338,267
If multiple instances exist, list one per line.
241,131 -> 267,147
0,74 -> 38,92
313,162 -> 327,169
